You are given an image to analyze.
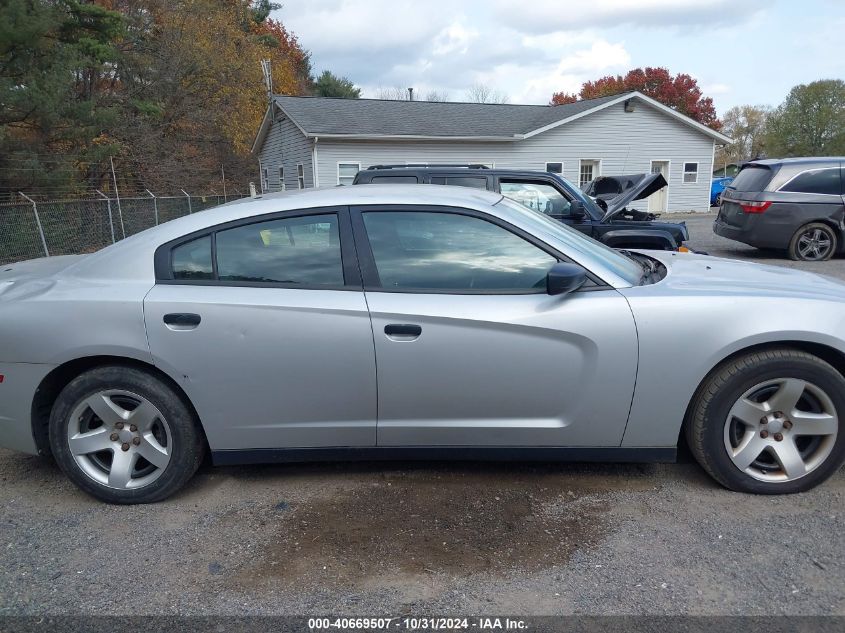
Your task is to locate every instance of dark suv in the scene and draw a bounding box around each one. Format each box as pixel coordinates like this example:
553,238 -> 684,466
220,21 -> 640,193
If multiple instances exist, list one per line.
353,165 -> 690,251
714,157 -> 844,261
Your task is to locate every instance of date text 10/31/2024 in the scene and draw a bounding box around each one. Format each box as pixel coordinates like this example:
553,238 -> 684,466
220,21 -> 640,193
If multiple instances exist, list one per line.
308,617 -> 528,630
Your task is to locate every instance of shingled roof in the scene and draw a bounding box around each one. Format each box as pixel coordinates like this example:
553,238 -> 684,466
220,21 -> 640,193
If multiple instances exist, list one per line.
253,91 -> 731,151
272,93 -> 623,138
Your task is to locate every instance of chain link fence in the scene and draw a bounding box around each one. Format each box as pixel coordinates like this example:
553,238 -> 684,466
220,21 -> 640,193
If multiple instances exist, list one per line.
0,193 -> 242,265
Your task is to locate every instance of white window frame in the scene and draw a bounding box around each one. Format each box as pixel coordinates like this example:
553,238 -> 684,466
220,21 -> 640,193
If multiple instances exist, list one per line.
278,166 -> 285,191
337,162 -> 361,186
297,163 -> 305,189
261,167 -> 269,193
545,162 -> 564,175
578,159 -> 601,187
682,161 -> 699,184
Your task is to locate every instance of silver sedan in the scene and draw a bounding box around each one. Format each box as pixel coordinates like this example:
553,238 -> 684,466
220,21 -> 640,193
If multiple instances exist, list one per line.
1,185 -> 844,503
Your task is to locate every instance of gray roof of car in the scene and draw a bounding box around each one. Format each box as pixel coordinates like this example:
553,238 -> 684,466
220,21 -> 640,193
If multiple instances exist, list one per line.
751,157 -> 844,166
272,93 -> 625,138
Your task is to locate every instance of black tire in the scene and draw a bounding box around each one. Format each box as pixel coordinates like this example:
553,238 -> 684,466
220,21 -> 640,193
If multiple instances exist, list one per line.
787,222 -> 837,261
49,365 -> 205,504
685,348 -> 845,494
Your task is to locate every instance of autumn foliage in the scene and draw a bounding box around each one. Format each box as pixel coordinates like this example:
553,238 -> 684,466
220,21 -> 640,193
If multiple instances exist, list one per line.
551,67 -> 721,129
0,0 -> 314,198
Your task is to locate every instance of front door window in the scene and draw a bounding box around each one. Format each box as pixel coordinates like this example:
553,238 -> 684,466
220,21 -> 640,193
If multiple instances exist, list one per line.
500,180 -> 572,217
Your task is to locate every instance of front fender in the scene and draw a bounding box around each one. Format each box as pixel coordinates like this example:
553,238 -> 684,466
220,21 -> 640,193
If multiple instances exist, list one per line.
620,290 -> 845,448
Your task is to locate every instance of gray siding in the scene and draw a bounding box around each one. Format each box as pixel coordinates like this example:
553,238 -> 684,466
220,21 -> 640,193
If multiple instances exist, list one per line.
258,114 -> 314,192
311,100 -> 714,212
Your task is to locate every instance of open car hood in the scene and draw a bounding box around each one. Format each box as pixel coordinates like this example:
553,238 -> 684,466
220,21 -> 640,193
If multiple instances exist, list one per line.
602,172 -> 668,220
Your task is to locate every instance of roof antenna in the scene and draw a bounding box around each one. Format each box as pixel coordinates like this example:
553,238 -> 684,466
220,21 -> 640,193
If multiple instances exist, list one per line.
260,59 -> 273,101
407,87 -> 414,101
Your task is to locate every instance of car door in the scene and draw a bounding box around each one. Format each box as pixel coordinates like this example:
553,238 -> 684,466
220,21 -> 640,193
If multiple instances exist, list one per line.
143,207 -> 378,452
351,205 -> 638,448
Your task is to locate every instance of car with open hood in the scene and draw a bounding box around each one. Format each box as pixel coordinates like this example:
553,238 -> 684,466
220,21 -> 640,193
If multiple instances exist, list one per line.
1,184 -> 845,503
353,165 -> 689,251
581,172 -> 669,220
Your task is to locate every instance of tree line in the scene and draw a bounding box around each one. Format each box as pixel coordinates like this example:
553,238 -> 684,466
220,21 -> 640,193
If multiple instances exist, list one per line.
0,0 -> 321,200
716,80 -> 845,169
3,3 -> 841,203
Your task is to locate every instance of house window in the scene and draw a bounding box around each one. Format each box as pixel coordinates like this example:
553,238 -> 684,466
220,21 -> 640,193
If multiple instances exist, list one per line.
278,166 -> 285,191
337,162 -> 360,186
545,162 -> 563,174
579,160 -> 599,186
261,168 -> 269,193
683,162 -> 699,184
297,163 -> 305,189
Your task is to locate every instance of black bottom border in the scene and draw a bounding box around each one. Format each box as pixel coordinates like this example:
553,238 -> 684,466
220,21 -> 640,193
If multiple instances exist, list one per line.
0,616 -> 842,633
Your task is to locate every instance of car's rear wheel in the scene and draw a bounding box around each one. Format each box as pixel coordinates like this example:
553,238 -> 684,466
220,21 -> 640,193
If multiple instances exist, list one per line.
788,223 -> 837,261
686,348 -> 845,494
48,365 -> 205,504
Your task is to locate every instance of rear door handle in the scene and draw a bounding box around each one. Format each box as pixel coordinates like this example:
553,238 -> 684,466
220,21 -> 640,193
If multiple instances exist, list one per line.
163,313 -> 201,330
384,324 -> 422,340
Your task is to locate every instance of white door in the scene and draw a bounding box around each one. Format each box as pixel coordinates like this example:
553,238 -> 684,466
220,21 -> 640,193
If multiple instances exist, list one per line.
649,161 -> 669,213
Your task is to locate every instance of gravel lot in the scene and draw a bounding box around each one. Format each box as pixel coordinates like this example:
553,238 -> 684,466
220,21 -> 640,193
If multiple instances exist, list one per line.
1,212 -> 843,616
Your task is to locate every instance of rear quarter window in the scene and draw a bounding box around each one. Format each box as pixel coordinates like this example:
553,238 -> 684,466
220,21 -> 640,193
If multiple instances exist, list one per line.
430,176 -> 489,189
729,165 -> 775,192
779,168 -> 842,195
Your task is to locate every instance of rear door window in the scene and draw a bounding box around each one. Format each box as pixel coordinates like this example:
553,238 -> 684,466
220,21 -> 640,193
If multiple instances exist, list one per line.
779,168 -> 842,195
215,214 -> 344,285
729,165 -> 775,192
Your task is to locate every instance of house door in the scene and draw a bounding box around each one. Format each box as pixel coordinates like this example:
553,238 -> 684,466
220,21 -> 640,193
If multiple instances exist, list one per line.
649,161 -> 669,213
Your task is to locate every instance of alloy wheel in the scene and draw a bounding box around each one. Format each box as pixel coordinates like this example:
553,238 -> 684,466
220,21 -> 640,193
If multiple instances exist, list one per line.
66,389 -> 172,490
796,228 -> 833,261
723,378 -> 838,483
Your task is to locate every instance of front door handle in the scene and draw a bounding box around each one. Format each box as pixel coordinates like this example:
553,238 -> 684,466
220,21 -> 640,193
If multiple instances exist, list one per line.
384,323 -> 422,341
163,313 -> 201,330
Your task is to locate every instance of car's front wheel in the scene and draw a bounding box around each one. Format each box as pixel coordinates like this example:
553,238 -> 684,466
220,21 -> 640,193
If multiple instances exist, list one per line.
686,348 -> 845,494
49,365 -> 205,504
788,222 -> 837,261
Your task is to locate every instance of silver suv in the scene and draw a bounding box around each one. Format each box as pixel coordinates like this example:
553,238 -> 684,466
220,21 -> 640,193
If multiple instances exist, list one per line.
714,157 -> 844,261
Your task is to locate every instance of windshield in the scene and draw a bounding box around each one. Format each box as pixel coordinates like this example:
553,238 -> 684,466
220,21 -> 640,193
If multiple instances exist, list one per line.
550,174 -> 604,219
494,197 -> 643,286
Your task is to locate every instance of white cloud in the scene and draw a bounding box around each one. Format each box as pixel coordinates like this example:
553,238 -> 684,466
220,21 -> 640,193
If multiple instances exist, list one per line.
494,0 -> 766,33
513,40 -> 631,103
280,0 -> 449,55
272,0 -> 791,109
433,22 -> 479,56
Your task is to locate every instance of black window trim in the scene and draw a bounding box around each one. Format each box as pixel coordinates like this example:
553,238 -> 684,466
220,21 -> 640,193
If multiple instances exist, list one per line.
349,204 -> 606,295
154,205 -> 362,290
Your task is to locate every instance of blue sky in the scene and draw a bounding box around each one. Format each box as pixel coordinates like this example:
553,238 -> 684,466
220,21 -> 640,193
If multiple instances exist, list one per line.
273,0 -> 845,115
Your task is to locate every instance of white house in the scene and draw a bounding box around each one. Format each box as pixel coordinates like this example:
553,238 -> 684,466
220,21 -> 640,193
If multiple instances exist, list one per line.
252,91 -> 732,213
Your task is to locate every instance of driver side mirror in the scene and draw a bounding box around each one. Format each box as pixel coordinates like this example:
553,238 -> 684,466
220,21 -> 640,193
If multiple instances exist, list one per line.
569,200 -> 586,221
546,262 -> 587,296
